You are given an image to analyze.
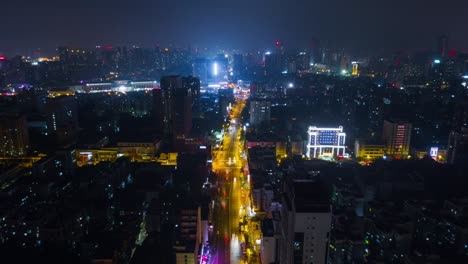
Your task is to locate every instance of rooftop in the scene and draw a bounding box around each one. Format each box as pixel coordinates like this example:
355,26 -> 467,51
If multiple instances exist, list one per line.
292,180 -> 331,213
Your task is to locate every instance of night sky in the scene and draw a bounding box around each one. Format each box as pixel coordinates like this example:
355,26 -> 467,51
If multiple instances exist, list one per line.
2,0 -> 467,55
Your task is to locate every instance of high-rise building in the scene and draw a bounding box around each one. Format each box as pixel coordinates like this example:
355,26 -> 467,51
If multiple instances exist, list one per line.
173,205 -> 202,264
218,88 -> 234,117
46,95 -> 79,144
250,82 -> 268,98
213,54 -> 229,82
264,52 -> 286,76
182,76 -> 200,116
447,128 -> 468,164
160,76 -> 182,134
182,76 -> 200,100
296,51 -> 310,72
280,179 -> 332,264
438,35 -> 449,58
158,76 -> 198,138
172,88 -> 192,139
260,218 -> 277,264
153,88 -> 165,131
0,56 -> 6,71
382,120 -> 412,158
340,53 -> 349,73
232,54 -> 245,80
352,62 -> 359,76
0,113 -> 29,157
250,100 -> 271,127
192,58 -> 208,84
309,38 -> 321,65
57,46 -> 97,82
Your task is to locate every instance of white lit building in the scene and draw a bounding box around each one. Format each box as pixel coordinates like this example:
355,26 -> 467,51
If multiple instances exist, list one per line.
306,126 -> 346,158
69,80 -> 159,93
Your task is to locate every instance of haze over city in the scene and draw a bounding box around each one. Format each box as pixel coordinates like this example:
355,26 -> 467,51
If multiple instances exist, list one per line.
2,0 -> 468,55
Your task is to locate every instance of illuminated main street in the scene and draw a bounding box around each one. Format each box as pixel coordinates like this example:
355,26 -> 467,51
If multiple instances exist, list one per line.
210,89 -> 260,264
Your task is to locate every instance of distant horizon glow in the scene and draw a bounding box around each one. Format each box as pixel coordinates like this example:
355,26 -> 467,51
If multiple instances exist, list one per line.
2,0 -> 468,56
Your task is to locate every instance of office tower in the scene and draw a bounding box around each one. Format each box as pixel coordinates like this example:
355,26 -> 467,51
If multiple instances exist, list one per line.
280,179 -> 332,264
0,113 -> 29,157
249,100 -> 271,127
382,120 -> 412,158
447,128 -> 468,164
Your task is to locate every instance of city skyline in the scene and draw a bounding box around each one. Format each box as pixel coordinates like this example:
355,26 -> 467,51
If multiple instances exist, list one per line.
2,1 -> 468,263
2,0 -> 468,56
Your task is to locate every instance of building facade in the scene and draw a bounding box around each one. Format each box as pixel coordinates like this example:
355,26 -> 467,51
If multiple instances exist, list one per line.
354,139 -> 385,160
447,128 -> 468,164
280,179 -> 332,264
250,100 -> 271,127
306,126 -> 346,159
0,113 -> 29,157
157,76 -> 199,139
382,120 -> 412,158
